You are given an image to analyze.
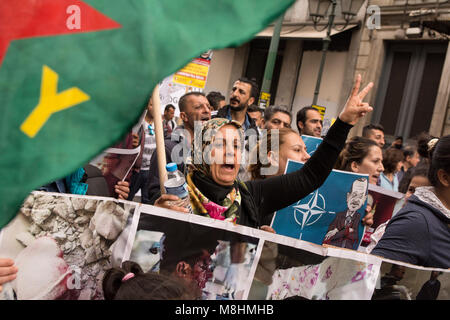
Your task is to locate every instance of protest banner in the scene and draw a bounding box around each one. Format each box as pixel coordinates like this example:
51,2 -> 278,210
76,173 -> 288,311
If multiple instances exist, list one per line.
249,240 -> 380,300
0,192 -> 138,300
124,204 -> 385,301
2,192 -> 448,301
159,51 -> 214,117
358,184 -> 405,251
272,160 -> 369,251
301,135 -> 323,156
124,205 -> 261,300
173,51 -> 213,89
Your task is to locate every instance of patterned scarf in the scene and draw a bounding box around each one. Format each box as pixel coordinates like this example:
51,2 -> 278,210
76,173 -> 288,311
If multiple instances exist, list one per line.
187,172 -> 241,222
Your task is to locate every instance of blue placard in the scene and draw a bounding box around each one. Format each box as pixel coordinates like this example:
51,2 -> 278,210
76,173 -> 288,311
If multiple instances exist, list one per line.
271,159 -> 369,250
301,135 -> 323,156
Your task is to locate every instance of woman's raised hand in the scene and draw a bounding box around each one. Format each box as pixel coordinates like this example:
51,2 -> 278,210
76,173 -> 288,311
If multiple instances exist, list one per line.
339,74 -> 374,126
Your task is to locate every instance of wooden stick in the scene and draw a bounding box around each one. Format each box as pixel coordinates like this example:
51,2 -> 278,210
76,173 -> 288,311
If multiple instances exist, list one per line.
151,84 -> 167,194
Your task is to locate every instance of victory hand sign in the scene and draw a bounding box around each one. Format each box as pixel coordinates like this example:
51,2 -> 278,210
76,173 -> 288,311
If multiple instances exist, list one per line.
339,74 -> 374,125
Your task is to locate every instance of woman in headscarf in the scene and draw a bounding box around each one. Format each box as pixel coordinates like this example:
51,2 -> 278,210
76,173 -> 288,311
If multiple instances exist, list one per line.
154,75 -> 373,228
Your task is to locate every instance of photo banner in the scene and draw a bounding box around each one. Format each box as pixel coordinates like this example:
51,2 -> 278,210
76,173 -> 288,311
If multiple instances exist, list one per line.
1,192 -> 448,300
373,259 -> 450,300
126,205 -> 261,300
272,160 -> 369,251
250,241 -> 380,300
0,192 -> 138,300
159,51 -> 213,117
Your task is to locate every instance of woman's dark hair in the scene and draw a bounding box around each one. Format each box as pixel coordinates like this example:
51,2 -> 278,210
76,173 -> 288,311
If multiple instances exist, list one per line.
428,135 -> 450,188
382,147 -> 404,174
102,261 -> 194,300
248,128 -> 299,180
334,136 -> 380,172
416,132 -> 437,160
398,162 -> 429,193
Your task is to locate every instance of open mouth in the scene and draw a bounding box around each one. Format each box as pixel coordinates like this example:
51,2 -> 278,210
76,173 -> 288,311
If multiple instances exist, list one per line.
221,164 -> 235,171
230,98 -> 239,105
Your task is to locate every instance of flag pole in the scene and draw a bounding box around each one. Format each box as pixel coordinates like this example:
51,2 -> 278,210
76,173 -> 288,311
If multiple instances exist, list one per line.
151,84 -> 167,195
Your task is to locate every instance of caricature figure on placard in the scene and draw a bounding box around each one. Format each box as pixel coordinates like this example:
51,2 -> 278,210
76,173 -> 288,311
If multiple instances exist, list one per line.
323,178 -> 368,250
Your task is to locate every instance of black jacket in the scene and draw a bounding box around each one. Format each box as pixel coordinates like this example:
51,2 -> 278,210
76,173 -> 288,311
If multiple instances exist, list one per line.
214,105 -> 260,134
372,191 -> 450,268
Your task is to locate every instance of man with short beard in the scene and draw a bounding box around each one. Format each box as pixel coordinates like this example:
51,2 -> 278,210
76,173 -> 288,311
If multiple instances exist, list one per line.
296,106 -> 323,137
214,78 -> 261,181
214,77 -> 259,133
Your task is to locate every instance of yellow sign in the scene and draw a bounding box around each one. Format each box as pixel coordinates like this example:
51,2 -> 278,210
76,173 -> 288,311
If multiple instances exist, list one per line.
258,92 -> 271,109
20,65 -> 90,138
173,57 -> 210,89
312,104 -> 326,121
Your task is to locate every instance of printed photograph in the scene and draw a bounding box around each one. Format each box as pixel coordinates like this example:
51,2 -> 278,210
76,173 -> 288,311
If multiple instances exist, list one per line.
249,240 -> 379,300
128,210 -> 260,300
372,262 -> 450,300
0,192 -> 136,300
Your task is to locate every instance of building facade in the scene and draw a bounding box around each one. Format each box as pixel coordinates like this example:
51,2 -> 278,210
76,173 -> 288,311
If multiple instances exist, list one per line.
204,0 -> 450,142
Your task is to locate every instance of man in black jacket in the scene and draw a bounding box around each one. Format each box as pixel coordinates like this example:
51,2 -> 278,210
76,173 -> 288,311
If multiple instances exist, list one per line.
213,77 -> 259,134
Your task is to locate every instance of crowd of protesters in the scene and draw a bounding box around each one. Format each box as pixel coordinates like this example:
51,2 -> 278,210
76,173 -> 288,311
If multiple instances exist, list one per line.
1,74 -> 449,300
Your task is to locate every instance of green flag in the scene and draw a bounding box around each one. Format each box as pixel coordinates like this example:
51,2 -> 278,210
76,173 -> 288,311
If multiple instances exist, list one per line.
0,0 -> 295,228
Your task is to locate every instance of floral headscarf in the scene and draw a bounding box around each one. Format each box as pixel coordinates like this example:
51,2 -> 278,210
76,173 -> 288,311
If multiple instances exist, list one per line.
187,118 -> 245,222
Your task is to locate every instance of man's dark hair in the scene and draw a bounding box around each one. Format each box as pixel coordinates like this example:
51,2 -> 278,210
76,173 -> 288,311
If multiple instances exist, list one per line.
403,145 -> 417,159
362,124 -> 385,137
178,92 -> 206,113
164,104 -> 175,112
206,91 -> 225,111
263,105 -> 292,122
237,77 -> 259,100
296,106 -> 318,133
247,104 -> 263,114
